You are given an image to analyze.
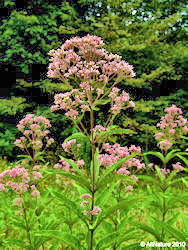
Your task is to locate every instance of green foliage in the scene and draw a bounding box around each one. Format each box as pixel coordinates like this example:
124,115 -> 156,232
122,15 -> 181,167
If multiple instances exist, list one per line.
0,122 -> 19,158
0,97 -> 31,116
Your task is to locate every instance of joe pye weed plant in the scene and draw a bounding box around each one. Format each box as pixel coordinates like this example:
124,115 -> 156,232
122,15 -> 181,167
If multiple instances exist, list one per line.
0,34 -> 187,249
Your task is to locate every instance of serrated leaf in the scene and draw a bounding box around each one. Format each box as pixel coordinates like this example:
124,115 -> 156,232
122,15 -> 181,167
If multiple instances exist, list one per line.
165,213 -> 180,226
151,218 -> 187,242
49,241 -> 61,250
49,189 -> 89,228
4,238 -> 28,248
90,148 -> 100,185
164,149 -> 181,164
44,169 -> 91,192
64,132 -> 88,142
101,220 -> 114,234
96,174 -> 131,192
95,181 -> 117,208
34,230 -> 85,250
130,222 -> 161,241
137,175 -> 161,187
91,106 -> 100,111
94,198 -> 142,230
95,99 -> 110,106
95,230 -> 122,249
143,151 -> 165,164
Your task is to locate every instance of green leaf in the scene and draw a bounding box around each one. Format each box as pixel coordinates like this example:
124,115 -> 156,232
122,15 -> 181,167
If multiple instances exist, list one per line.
155,165 -> 165,182
73,183 -> 89,194
95,230 -> 122,249
137,175 -> 161,187
143,151 -> 165,164
91,106 -> 100,111
90,147 -> 100,185
34,230 -> 85,250
172,196 -> 188,207
164,149 -> 181,164
176,154 -> 188,167
98,153 -> 138,186
130,222 -> 161,241
34,151 -> 46,162
44,169 -> 91,192
96,173 -> 131,191
64,132 -> 88,143
151,218 -> 187,242
4,238 -> 28,248
182,178 -> 188,188
165,213 -> 180,227
49,189 -> 89,228
17,154 -> 33,161
94,198 -> 142,230
101,220 -> 114,234
95,181 -> 117,208
49,241 -> 61,250
95,99 -> 110,106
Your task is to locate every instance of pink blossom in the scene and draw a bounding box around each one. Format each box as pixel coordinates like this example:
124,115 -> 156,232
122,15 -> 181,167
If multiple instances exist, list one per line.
129,101 -> 135,107
91,206 -> 102,215
80,193 -> 91,199
93,125 -> 107,133
172,162 -> 184,171
159,168 -> 171,176
33,171 -> 43,180
130,175 -> 138,182
148,163 -> 154,168
54,163 -> 62,169
125,185 -> 133,191
13,198 -> 23,207
33,165 -> 41,170
77,160 -> 85,167
117,167 -> 130,175
159,140 -> 173,151
31,189 -> 40,197
80,200 -> 88,207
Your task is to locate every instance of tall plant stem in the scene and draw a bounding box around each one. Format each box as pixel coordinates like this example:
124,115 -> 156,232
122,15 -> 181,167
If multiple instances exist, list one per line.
160,154 -> 167,250
35,197 -> 45,250
21,197 -> 32,247
90,108 -> 96,250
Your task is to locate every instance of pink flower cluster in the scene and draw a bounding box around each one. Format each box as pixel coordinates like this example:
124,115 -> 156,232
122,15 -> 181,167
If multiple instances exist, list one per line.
155,104 -> 188,152
93,125 -> 107,133
98,143 -> 144,174
172,162 -> 184,171
13,197 -> 23,207
0,164 -> 45,203
50,89 -> 89,120
0,168 -> 30,193
49,35 -> 136,121
54,159 -> 75,173
159,168 -> 171,176
80,193 -> 102,216
62,139 -> 77,153
108,87 -> 135,115
14,114 -> 54,152
47,34 -> 135,83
